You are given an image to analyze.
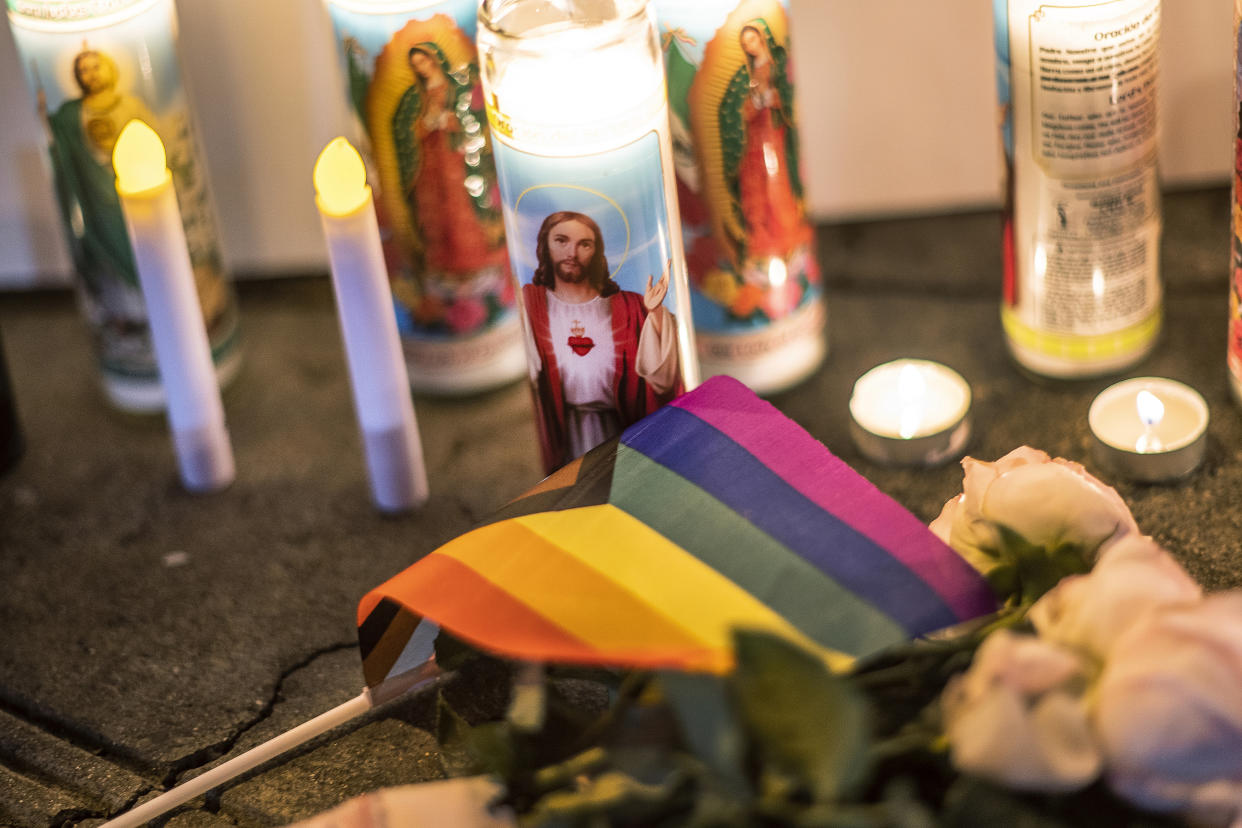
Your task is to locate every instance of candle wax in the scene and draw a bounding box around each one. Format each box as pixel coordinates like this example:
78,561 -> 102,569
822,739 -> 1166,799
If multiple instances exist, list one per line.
850,360 -> 970,439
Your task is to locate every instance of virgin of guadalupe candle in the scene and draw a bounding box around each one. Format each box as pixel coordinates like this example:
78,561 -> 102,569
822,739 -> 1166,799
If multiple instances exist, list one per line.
1230,0 -> 1242,405
323,0 -> 524,395
5,0 -> 241,412
994,0 -> 1162,379
654,0 -> 824,394
478,0 -> 700,475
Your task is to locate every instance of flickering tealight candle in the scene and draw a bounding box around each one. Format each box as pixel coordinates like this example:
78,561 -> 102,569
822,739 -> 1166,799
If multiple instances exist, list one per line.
849,359 -> 972,466
1088,377 -> 1208,483
314,137 -> 429,512
112,119 -> 234,492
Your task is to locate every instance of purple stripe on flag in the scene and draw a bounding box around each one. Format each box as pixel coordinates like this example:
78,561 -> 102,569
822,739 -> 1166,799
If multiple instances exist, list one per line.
671,377 -> 996,621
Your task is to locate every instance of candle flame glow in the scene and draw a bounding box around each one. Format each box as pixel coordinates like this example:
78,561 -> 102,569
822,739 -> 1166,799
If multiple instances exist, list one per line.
767,256 -> 787,288
1135,389 -> 1165,454
1136,389 -> 1164,427
112,119 -> 168,195
897,362 -> 926,439
313,137 -> 370,217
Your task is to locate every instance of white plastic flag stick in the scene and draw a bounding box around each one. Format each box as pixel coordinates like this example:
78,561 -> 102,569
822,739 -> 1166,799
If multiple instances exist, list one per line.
99,663 -> 439,827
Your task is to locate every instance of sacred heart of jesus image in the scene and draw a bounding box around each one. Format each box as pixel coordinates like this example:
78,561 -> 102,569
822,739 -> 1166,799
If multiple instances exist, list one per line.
568,320 -> 595,356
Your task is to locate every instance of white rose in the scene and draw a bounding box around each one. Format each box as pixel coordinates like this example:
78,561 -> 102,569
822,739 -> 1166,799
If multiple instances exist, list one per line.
1029,535 -> 1202,662
1094,593 -> 1242,826
930,447 -> 1138,604
942,629 -> 1102,792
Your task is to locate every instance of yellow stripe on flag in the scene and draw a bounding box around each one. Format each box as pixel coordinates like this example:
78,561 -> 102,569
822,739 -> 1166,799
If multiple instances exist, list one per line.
517,505 -> 851,672
436,517 -> 721,667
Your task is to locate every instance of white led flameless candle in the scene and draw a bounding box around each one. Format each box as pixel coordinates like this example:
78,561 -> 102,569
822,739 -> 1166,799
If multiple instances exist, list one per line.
1089,377 -> 1208,482
849,359 -> 972,467
314,137 -> 429,513
112,120 -> 234,493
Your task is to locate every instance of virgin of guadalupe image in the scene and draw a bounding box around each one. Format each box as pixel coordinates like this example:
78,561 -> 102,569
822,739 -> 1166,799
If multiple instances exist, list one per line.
690,8 -> 812,277
362,19 -> 507,291
521,210 -> 683,473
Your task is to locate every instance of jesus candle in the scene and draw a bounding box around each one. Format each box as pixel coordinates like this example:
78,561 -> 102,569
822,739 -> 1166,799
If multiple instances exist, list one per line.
113,120 -> 234,493
478,0 -> 700,475
314,137 -> 429,513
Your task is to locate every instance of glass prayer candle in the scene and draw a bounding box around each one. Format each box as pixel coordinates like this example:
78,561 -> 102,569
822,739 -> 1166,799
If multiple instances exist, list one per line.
1230,0 -> 1242,406
478,0 -> 700,475
994,0 -> 1162,379
5,0 -> 241,412
323,0 -> 525,395
654,0 -> 825,394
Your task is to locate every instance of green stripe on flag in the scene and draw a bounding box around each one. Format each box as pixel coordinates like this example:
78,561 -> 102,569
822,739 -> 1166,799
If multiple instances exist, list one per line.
609,445 -> 908,658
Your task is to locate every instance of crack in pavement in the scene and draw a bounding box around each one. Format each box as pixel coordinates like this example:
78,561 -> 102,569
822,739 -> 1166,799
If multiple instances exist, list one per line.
162,640 -> 361,790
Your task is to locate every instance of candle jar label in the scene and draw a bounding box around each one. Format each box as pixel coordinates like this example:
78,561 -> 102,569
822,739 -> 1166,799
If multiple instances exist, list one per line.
655,0 -> 824,392
1230,1 -> 1242,404
7,0 -> 241,411
490,132 -> 690,474
325,1 -> 523,394
995,0 -> 1162,378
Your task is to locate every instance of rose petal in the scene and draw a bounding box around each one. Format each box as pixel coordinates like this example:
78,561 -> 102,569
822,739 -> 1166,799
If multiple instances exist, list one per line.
1030,536 -> 1201,660
1096,594 -> 1242,788
979,463 -> 1136,557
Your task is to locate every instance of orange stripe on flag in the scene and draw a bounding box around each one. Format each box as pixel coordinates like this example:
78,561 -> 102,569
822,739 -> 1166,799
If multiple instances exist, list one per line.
437,519 -> 720,663
363,553 -> 596,662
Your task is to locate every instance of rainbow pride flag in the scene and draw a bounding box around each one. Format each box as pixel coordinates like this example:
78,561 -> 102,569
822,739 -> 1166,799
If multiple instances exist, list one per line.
357,376 -> 995,687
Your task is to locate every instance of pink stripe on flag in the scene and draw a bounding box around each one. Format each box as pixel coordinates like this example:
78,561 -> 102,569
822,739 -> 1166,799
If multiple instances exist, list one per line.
671,376 -> 995,620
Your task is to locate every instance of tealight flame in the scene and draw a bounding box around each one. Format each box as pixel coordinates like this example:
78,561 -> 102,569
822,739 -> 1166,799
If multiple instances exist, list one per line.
1136,390 -> 1164,427
112,119 -> 169,195
1135,389 -> 1165,453
313,137 -> 370,217
897,363 -> 926,440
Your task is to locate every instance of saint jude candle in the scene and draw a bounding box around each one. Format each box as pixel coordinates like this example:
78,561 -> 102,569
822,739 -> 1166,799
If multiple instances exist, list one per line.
654,0 -> 825,394
5,0 -> 241,411
323,0 -> 524,395
994,0 -> 1162,378
478,0 -> 700,475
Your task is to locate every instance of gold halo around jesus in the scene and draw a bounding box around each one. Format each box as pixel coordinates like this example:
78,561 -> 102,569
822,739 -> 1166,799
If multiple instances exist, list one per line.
514,184 -> 632,278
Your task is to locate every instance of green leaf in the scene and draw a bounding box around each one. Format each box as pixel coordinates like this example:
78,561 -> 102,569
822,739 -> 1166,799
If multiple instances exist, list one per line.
995,526 -> 1091,605
730,629 -> 872,805
437,691 -> 516,779
524,768 -> 690,827
658,671 -> 751,797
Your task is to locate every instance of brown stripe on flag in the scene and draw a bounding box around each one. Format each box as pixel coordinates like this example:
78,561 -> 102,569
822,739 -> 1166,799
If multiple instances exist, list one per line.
360,599 -> 422,688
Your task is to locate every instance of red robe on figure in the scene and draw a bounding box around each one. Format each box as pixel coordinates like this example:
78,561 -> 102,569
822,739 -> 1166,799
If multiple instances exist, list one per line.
522,284 -> 681,473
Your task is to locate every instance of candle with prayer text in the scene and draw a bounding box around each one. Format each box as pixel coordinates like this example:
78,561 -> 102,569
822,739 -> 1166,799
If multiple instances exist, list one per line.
994,0 -> 1162,378
478,0 -> 700,475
